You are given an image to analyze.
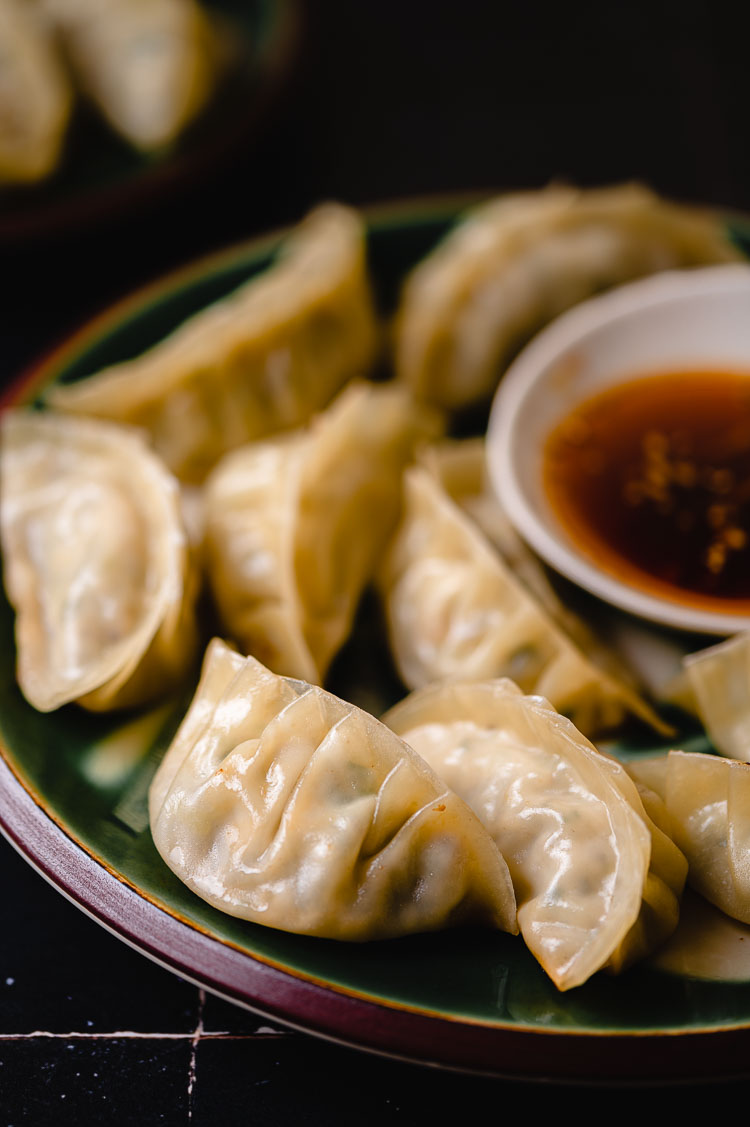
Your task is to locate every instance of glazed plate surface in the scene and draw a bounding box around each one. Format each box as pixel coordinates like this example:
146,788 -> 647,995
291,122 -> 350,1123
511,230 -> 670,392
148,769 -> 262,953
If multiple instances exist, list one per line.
3,201 -> 750,1083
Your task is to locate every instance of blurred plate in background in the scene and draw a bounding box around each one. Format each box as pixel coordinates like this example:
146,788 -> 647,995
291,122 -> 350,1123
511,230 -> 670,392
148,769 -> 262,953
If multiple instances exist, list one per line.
0,0 -> 301,244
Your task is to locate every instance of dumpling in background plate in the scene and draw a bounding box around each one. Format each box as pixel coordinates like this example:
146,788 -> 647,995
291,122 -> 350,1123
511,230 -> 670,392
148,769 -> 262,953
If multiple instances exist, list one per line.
0,409 -> 199,712
0,0 -> 72,183
379,451 -> 668,738
47,203 -> 379,482
38,0 -> 221,151
148,638 -> 518,941
384,679 -> 687,990
395,182 -> 741,410
203,380 -> 441,685
628,749 -> 750,926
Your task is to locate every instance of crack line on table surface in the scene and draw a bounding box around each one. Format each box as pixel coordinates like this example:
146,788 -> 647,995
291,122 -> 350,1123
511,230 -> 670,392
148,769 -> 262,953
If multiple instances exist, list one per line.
187,988 -> 204,1123
0,1028 -> 289,1041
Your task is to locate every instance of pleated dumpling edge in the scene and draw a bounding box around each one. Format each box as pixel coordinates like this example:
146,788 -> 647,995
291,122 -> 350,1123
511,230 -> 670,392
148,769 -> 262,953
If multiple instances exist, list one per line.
0,409 -> 200,712
148,638 -> 518,942
384,678 -> 687,990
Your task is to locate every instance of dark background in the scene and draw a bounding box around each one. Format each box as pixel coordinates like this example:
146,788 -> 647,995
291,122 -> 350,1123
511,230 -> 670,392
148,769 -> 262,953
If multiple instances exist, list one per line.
6,0 -> 750,379
3,0 -> 750,1120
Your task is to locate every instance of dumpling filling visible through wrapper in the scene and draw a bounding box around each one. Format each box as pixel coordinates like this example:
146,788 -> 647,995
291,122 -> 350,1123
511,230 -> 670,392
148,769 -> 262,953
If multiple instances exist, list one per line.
384,679 -> 687,990
379,455 -> 668,739
148,639 -> 518,941
0,409 -> 199,712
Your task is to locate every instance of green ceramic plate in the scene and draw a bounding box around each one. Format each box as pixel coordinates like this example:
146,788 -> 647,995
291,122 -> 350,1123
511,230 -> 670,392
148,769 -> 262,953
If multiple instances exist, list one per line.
0,0 -> 300,243
3,199 -> 750,1084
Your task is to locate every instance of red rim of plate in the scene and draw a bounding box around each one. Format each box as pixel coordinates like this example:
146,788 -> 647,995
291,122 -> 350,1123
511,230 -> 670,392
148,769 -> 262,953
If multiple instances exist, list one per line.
5,749 -> 750,1084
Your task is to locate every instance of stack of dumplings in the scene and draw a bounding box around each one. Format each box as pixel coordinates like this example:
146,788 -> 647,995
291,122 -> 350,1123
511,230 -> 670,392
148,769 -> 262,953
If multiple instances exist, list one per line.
2,185 -> 746,991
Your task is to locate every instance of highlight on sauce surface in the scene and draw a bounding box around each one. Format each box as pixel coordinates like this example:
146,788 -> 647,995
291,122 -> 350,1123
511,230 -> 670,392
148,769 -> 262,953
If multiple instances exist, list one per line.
543,370 -> 750,611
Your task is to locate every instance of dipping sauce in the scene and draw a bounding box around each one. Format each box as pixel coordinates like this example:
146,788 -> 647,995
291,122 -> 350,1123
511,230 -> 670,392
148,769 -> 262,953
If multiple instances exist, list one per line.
543,370 -> 750,611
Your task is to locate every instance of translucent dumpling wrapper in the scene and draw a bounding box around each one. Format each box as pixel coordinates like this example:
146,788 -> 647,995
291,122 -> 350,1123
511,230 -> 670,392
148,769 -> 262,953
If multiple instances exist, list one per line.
423,437 -> 684,720
378,456 -> 668,737
628,750 -> 750,926
39,0 -> 220,151
203,381 -> 442,684
0,409 -> 199,712
395,182 -> 741,410
683,633 -> 750,761
0,0 -> 72,183
419,437 -> 565,613
421,436 -> 648,655
46,203 -> 379,482
384,679 -> 687,989
623,753 -> 669,801
148,638 -> 518,941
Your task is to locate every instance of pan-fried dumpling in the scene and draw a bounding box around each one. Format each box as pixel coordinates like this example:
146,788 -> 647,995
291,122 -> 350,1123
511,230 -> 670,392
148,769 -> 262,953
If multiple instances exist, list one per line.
384,679 -> 687,989
39,0 -> 220,151
0,0 -> 72,183
148,638 -> 518,940
683,633 -> 750,761
47,204 -> 379,482
379,457 -> 667,737
203,381 -> 441,684
628,750 -> 750,926
396,183 -> 741,410
0,409 -> 199,712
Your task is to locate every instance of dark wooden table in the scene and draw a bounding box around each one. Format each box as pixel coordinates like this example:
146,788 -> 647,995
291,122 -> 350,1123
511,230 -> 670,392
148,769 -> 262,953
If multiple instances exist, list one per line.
3,1 -> 750,1119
